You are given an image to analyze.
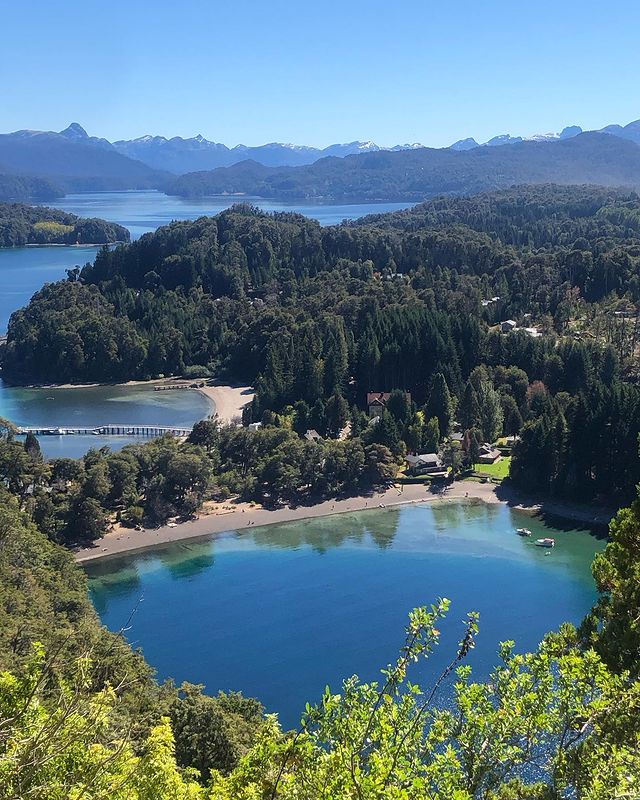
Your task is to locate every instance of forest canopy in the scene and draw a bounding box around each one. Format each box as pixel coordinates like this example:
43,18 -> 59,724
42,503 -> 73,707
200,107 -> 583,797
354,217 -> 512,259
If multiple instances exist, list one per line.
0,202 -> 130,247
3,184 -> 640,502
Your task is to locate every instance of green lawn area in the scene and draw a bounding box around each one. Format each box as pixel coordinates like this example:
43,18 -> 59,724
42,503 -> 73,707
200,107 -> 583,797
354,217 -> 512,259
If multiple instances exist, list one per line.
473,456 -> 511,480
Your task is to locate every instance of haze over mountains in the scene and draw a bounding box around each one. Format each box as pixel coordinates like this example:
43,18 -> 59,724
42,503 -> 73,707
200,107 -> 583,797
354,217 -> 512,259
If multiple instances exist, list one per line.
113,134 -> 425,173
1,118 -> 640,202
168,132 -> 640,201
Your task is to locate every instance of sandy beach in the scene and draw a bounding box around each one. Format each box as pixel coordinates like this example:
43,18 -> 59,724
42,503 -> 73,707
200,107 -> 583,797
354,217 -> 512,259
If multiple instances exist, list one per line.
74,479 -> 615,564
17,377 -> 254,426
196,382 -> 254,424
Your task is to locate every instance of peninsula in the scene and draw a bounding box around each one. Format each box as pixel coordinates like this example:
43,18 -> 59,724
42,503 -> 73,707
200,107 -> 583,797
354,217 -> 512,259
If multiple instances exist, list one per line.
0,201 -> 130,247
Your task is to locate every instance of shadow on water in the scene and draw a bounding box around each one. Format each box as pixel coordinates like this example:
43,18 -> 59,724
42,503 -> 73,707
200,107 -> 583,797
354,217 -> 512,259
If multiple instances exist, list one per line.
85,501 -> 606,729
157,545 -> 216,580
494,482 -> 611,540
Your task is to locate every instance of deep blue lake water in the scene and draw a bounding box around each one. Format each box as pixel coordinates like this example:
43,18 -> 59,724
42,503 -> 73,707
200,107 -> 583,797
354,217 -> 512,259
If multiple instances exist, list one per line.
48,190 -> 413,240
87,502 -> 604,730
0,191 -> 412,455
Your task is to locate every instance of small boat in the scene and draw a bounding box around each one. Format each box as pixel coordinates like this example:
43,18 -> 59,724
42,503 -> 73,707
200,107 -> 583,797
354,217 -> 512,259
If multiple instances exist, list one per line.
516,527 -> 531,537
535,537 -> 555,548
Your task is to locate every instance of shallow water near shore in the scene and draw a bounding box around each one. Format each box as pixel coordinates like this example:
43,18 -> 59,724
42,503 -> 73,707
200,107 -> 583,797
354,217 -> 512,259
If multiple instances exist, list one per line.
87,501 -> 604,730
0,380 -> 212,459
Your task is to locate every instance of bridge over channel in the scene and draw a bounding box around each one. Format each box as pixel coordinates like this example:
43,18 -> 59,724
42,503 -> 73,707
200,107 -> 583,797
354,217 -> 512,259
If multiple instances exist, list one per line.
16,424 -> 192,437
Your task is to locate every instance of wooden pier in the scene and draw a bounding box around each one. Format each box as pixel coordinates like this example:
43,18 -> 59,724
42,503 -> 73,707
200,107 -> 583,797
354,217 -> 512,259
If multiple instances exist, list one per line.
16,424 -> 192,437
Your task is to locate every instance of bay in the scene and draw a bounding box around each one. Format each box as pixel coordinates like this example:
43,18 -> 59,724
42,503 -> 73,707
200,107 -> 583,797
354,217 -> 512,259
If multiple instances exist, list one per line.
87,502 -> 604,731
0,244 -> 99,333
0,381 -> 212,459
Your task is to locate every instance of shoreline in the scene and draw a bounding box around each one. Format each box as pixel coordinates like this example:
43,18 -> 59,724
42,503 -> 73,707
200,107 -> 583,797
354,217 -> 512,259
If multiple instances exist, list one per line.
75,480 -> 614,565
5,377 -> 254,426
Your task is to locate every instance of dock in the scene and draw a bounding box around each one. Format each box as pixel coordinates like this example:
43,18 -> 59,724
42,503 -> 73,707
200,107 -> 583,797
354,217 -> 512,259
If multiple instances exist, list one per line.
16,424 -> 192,437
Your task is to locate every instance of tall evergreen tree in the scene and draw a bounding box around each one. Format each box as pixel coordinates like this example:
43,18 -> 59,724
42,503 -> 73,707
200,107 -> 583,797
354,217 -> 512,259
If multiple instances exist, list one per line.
425,373 -> 453,437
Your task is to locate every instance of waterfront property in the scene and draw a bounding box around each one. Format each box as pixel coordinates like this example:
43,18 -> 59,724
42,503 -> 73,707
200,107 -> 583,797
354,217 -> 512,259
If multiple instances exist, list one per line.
405,452 -> 448,477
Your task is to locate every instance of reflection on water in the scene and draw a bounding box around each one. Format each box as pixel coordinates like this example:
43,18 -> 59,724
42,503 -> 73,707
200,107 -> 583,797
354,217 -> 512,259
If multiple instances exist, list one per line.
87,502 -> 604,729
0,380 -> 212,459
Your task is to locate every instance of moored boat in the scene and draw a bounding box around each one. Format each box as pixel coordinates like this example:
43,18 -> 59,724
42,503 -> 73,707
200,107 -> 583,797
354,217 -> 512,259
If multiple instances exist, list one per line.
517,527 -> 531,537
535,537 -> 555,548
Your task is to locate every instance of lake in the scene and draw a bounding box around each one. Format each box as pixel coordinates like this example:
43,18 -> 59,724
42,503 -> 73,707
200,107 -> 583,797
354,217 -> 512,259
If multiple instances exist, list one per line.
0,381 -> 212,459
0,191 -> 412,455
87,501 -> 604,730
48,190 -> 413,240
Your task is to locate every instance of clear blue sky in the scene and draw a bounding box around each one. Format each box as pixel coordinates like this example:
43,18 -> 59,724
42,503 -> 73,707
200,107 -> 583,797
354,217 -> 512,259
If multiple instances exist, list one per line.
2,0 -> 639,147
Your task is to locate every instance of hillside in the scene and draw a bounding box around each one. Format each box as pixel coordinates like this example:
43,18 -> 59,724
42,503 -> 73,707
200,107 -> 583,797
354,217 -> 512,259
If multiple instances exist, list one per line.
0,173 -> 63,201
0,202 -> 130,247
0,124 -> 170,192
2,183 -> 640,796
167,132 -> 640,200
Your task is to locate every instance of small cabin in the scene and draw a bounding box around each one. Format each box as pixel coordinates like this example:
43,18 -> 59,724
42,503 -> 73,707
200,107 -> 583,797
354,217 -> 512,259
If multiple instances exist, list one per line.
478,443 -> 502,464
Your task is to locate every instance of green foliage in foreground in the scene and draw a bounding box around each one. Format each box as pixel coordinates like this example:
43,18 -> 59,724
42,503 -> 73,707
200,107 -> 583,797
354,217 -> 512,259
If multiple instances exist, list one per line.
2,602 -> 639,799
2,401 -> 640,796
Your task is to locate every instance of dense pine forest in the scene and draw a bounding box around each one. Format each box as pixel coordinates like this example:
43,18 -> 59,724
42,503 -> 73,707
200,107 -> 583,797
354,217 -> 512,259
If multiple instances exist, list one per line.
0,202 -> 130,247
3,184 -> 640,504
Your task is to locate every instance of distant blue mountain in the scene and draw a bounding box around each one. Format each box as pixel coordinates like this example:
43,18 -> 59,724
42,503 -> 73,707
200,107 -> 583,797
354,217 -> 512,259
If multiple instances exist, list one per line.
448,121 -> 640,150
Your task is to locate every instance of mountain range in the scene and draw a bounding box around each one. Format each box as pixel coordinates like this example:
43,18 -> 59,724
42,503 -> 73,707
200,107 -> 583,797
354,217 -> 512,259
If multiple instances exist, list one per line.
449,120 -> 640,150
168,132 -> 640,201
112,134 -> 424,173
1,119 -> 640,202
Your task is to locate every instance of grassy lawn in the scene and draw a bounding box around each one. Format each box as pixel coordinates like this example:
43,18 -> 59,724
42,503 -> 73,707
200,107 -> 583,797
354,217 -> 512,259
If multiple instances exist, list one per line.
473,456 -> 511,480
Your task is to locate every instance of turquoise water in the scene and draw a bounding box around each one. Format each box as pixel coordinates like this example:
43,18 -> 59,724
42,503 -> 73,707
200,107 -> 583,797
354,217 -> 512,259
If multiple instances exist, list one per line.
87,502 -> 604,730
0,381 -> 212,459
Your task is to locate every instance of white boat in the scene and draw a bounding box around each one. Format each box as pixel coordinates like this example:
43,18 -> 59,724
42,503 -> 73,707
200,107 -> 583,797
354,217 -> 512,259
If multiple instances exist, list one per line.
516,528 -> 531,537
535,537 -> 555,548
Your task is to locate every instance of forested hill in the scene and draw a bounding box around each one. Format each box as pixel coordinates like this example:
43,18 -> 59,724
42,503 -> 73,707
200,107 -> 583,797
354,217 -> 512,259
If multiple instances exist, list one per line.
3,183 -> 640,501
0,174 -> 63,202
168,132 -> 640,200
0,203 -> 130,247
